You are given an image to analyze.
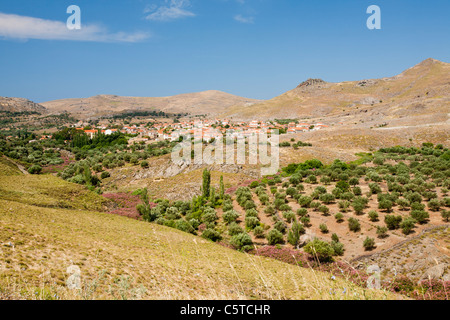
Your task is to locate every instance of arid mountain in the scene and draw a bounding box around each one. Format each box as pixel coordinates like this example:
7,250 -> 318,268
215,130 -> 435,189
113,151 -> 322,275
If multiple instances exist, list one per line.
41,90 -> 261,120
221,58 -> 450,127
0,97 -> 47,114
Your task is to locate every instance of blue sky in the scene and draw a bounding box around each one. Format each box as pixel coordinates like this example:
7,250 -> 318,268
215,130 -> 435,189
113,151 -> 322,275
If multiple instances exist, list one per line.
0,0 -> 449,103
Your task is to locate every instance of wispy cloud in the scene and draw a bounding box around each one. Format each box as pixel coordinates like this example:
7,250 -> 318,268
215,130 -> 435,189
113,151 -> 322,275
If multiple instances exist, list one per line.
145,0 -> 195,22
234,14 -> 254,24
0,12 -> 149,42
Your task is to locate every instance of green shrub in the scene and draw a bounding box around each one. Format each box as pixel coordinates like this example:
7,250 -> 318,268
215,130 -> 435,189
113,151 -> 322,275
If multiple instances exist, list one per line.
340,192 -> 355,201
369,183 -> 382,194
304,238 -> 334,262
349,177 -> 359,186
245,216 -> 260,229
336,180 -> 350,192
331,233 -> 339,243
189,219 -> 200,229
397,198 -> 410,210
249,181 -> 260,188
266,229 -> 284,245
282,211 -> 296,223
298,196 -> 312,208
319,223 -> 328,233
310,201 -> 321,210
319,193 -> 335,204
335,212 -> 344,223
363,237 -> 375,250
378,199 -> 393,212
202,210 -> 218,224
274,221 -> 287,234
223,210 -> 240,224
244,200 -> 256,210
352,201 -> 365,215
300,216 -> 310,226
253,226 -> 265,238
230,233 -> 253,251
165,207 -> 181,220
331,241 -> 344,256
318,205 -> 330,215
406,192 -> 422,204
385,215 -> 402,230
410,210 -> 429,224
201,228 -> 222,242
264,205 -> 275,215
348,217 -> 361,232
175,219 -> 195,234
286,187 -> 298,198
368,210 -> 379,222
28,165 -> 42,174
353,186 -> 362,196
228,222 -> 244,236
400,217 -> 415,235
245,208 -> 259,218
140,160 -> 149,168
411,202 -> 425,211
428,198 -> 441,211
279,204 -> 292,212
338,200 -> 351,212
441,210 -> 450,222
306,175 -> 317,184
222,199 -> 234,212
287,222 -> 305,247
296,208 -> 308,217
100,171 -> 110,179
376,226 -> 388,238
442,197 -> 450,207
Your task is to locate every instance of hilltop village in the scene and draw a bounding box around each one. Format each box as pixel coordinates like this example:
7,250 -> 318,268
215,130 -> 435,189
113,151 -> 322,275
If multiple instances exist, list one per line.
67,119 -> 329,144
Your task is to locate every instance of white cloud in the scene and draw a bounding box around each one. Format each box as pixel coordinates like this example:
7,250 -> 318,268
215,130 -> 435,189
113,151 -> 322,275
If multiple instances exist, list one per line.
145,0 -> 195,21
0,12 -> 149,42
234,14 -> 254,24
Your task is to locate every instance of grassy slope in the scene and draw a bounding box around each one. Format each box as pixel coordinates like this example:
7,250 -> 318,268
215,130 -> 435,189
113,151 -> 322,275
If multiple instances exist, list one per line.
0,174 -> 399,300
0,157 -> 23,176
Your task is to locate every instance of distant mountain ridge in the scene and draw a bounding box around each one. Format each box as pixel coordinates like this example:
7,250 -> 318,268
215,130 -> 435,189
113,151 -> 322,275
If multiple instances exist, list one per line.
41,90 -> 262,120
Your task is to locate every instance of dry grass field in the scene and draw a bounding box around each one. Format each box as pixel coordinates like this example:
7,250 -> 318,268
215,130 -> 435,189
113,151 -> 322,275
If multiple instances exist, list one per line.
0,171 -> 399,300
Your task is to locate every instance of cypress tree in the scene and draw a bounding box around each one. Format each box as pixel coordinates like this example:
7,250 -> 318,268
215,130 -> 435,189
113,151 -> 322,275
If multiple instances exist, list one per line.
202,168 -> 211,199
219,175 -> 225,199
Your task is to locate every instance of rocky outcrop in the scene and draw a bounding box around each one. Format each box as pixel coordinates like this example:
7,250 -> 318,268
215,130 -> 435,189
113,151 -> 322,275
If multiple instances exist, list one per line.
351,225 -> 450,282
421,263 -> 448,281
356,79 -> 378,87
297,78 -> 327,89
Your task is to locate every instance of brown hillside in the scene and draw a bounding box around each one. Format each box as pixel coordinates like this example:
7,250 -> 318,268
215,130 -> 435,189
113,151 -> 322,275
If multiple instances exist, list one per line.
0,97 -> 47,114
221,58 -> 450,126
41,90 -> 261,120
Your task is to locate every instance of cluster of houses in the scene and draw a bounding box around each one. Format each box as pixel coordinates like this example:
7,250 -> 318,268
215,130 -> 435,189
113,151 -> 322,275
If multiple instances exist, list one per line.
71,119 -> 328,144
286,121 -> 328,133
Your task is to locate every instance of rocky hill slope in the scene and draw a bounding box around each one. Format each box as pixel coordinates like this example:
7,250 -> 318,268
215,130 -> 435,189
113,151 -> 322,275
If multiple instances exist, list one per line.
221,58 -> 450,126
0,97 -> 47,114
